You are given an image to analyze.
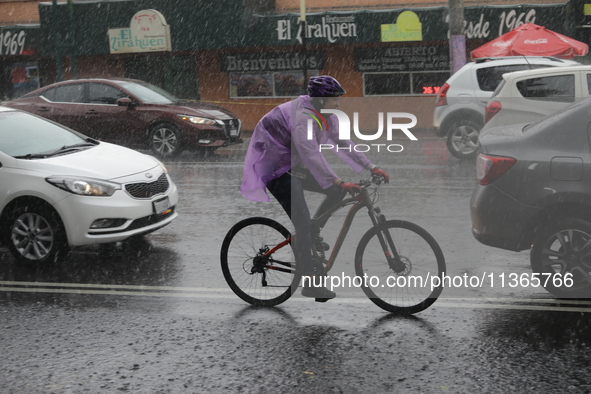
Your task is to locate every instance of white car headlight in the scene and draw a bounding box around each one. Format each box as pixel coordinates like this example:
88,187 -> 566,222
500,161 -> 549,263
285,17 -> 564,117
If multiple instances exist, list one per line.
178,114 -> 217,125
46,177 -> 121,196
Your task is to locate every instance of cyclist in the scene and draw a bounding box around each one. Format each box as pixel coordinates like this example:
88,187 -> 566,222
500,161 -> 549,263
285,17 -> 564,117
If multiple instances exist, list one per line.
240,75 -> 389,300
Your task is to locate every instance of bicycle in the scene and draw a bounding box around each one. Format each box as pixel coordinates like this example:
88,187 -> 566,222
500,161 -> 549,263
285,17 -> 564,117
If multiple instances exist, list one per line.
220,174 -> 446,315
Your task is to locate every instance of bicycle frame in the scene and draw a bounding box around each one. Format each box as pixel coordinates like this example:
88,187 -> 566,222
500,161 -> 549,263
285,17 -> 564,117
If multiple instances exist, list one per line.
313,182 -> 402,273
259,178 -> 403,275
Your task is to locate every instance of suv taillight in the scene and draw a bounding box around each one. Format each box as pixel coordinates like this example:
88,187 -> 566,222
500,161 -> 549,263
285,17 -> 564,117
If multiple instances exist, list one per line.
484,101 -> 502,124
476,153 -> 516,185
435,83 -> 449,107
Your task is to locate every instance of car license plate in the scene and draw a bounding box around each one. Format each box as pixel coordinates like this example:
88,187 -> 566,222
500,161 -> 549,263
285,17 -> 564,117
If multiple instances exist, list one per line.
153,197 -> 170,214
230,128 -> 238,137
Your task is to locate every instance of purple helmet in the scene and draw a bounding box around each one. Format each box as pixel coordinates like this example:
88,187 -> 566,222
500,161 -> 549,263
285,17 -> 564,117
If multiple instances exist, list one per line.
307,75 -> 346,97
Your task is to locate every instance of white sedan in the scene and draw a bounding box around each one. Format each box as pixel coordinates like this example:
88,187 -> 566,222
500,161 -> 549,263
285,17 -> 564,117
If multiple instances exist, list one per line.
0,106 -> 178,264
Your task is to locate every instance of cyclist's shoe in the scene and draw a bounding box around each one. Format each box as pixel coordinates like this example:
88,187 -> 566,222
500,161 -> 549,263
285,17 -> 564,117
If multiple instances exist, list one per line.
301,285 -> 336,300
313,236 -> 330,252
310,260 -> 327,276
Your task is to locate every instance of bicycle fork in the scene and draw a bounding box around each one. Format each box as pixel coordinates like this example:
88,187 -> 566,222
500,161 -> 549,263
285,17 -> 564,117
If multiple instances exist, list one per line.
368,207 -> 407,274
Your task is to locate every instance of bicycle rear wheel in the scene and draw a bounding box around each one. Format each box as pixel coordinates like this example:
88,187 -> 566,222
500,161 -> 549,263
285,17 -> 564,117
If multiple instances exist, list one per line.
355,220 -> 445,315
221,217 -> 299,306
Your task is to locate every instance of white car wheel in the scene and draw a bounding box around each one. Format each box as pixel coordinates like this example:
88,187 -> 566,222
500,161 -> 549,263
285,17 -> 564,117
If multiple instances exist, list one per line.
7,203 -> 69,264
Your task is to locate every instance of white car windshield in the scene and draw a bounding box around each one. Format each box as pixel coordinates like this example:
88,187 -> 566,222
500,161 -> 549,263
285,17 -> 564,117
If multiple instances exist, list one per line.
0,111 -> 89,157
119,81 -> 178,104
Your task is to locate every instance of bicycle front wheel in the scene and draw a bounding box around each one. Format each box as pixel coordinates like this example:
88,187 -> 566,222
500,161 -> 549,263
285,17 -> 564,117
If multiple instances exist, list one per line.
355,220 -> 446,315
221,217 -> 299,306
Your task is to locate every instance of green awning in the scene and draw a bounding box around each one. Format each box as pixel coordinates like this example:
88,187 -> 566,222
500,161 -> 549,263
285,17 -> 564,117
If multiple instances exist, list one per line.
35,0 -> 575,56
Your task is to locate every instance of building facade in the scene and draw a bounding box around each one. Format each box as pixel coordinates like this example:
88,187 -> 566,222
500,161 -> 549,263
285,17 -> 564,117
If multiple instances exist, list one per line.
1,0 -> 587,130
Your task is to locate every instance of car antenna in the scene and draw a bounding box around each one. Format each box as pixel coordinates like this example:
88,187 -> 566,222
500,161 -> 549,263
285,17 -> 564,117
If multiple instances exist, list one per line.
523,55 -> 533,69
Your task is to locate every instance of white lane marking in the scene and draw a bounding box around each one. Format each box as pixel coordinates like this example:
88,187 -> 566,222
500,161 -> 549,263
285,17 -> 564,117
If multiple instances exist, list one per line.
2,281 -> 590,304
439,297 -> 591,306
434,302 -> 591,313
0,286 -> 237,299
0,280 -> 229,293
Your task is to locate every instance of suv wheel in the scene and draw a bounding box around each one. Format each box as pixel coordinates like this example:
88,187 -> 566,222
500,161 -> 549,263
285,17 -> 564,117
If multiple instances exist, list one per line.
149,123 -> 184,159
446,119 -> 482,159
6,203 -> 70,264
530,218 -> 591,298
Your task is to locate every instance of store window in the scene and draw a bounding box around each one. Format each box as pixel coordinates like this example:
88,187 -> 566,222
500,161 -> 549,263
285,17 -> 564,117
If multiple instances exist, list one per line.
222,52 -> 325,98
229,71 -> 318,98
363,72 -> 449,96
1,61 -> 39,99
355,46 -> 450,96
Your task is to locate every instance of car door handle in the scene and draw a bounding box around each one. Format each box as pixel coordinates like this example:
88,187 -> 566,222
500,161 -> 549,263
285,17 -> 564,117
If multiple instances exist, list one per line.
37,106 -> 50,112
85,109 -> 97,114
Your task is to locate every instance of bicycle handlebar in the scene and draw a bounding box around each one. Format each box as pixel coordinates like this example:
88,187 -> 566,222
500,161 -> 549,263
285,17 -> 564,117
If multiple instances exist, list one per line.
357,174 -> 384,188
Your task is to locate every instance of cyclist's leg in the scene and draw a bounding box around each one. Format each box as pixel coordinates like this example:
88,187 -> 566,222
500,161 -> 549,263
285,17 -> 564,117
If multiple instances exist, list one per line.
267,173 -> 336,299
313,185 -> 346,229
266,173 -> 314,275
300,171 -> 346,230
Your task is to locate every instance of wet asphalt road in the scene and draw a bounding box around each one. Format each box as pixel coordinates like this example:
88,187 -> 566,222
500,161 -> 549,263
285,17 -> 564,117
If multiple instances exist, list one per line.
1,136 -> 591,393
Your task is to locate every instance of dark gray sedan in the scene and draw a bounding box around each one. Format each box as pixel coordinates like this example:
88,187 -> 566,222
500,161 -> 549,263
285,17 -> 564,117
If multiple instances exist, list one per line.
471,97 -> 591,298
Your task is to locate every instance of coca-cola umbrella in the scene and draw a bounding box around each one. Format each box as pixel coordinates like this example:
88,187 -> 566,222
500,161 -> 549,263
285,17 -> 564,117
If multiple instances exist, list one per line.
471,23 -> 588,60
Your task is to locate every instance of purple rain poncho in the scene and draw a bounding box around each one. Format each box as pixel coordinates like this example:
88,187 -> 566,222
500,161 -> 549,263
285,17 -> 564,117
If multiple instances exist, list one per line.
240,96 -> 372,202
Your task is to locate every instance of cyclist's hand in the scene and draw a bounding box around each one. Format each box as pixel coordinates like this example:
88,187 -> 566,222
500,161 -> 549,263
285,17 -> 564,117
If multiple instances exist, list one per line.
339,182 -> 362,195
371,167 -> 390,183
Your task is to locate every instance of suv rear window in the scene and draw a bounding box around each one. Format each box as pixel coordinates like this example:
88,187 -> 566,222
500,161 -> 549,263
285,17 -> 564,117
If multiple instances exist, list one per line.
516,75 -> 575,103
476,65 -> 551,92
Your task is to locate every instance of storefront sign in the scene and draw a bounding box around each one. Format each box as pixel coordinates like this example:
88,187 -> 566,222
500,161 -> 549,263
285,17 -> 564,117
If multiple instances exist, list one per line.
583,3 -> 591,26
276,15 -> 359,44
381,11 -> 423,42
108,9 -> 172,54
221,52 -> 325,72
354,46 -> 449,72
0,30 -> 27,56
450,8 -> 537,39
253,4 -> 568,46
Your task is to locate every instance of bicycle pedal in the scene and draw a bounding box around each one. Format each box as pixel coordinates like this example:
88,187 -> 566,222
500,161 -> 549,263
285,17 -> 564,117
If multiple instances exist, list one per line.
315,297 -> 330,303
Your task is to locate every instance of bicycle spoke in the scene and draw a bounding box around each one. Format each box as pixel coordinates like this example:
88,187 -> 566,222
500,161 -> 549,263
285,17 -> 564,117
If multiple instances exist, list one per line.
221,218 -> 298,306
356,220 -> 445,315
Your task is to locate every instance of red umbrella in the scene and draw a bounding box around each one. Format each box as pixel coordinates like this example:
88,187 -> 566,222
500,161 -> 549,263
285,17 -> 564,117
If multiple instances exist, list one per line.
471,23 -> 588,60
